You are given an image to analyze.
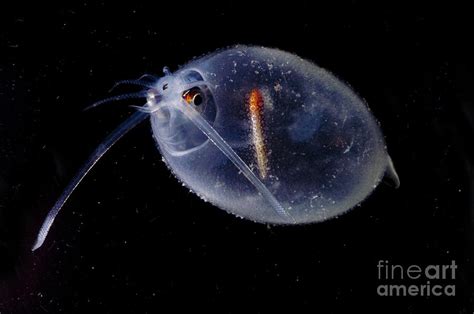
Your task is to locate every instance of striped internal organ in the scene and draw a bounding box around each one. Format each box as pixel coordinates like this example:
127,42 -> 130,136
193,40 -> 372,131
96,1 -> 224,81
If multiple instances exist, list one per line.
248,88 -> 269,179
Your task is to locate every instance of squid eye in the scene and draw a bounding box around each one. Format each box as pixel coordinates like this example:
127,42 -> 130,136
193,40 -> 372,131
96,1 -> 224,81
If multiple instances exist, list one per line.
182,87 -> 203,106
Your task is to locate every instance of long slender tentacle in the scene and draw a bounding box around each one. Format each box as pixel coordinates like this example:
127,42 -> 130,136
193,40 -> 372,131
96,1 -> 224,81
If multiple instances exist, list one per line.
32,110 -> 149,251
83,92 -> 147,111
138,74 -> 159,81
178,102 -> 296,223
108,80 -> 154,93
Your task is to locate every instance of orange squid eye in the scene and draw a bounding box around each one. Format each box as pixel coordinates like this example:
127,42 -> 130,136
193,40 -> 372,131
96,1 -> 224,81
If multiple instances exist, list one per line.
182,87 -> 203,106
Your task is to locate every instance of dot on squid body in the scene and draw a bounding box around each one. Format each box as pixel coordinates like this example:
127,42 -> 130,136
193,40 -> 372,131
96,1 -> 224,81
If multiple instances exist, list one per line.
32,45 -> 399,251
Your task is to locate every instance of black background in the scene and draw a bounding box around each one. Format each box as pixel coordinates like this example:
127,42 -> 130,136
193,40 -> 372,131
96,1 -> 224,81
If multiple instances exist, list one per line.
1,1 -> 473,313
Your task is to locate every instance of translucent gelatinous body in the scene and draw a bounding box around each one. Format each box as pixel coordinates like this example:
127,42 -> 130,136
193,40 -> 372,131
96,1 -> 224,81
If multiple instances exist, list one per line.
32,45 -> 399,251
151,46 -> 397,224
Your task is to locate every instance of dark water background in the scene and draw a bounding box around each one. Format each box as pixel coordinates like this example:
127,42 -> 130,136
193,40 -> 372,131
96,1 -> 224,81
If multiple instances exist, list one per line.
1,2 -> 473,313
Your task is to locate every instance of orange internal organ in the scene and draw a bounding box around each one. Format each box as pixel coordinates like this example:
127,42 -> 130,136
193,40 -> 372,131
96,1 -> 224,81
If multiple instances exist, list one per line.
248,89 -> 268,179
183,88 -> 199,104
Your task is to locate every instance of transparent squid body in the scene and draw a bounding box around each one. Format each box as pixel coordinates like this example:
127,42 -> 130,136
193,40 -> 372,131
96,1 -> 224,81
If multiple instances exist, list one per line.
32,46 -> 399,251
151,46 -> 398,224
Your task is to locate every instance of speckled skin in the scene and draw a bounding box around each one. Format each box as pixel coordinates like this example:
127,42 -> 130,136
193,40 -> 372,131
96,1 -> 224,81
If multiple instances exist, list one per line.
151,46 -> 394,224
